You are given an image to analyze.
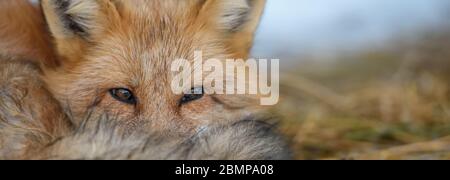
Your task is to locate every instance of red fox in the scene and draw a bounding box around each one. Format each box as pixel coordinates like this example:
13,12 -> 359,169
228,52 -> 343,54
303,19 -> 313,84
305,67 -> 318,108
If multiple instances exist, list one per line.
0,57 -> 290,160
38,0 -> 269,136
0,0 -> 290,159
0,58 -> 290,160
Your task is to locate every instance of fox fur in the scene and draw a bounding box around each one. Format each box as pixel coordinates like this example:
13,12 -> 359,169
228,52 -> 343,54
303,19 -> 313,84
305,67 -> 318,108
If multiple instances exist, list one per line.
0,0 -> 58,67
0,0 -> 291,160
32,119 -> 291,160
0,59 -> 290,160
40,0 -> 269,135
0,58 -> 73,159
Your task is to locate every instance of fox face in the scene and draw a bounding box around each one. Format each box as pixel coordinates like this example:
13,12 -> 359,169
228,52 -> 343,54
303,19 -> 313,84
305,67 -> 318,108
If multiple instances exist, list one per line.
41,0 -> 267,136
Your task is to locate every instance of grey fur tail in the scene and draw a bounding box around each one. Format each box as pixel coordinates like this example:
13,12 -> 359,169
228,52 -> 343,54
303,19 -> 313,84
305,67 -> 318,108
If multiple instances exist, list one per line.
34,119 -> 292,160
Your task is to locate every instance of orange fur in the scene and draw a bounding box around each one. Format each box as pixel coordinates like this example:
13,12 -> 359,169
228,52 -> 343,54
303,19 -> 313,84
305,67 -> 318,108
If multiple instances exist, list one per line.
0,0 -> 58,67
38,0 -> 268,136
0,0 -> 293,160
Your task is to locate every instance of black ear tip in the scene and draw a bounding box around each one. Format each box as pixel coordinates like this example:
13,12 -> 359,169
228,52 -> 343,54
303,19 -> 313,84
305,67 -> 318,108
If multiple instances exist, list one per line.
47,0 -> 90,37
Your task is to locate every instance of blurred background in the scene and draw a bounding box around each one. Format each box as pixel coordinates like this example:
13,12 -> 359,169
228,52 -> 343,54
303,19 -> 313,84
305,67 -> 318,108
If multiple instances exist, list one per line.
253,0 -> 450,159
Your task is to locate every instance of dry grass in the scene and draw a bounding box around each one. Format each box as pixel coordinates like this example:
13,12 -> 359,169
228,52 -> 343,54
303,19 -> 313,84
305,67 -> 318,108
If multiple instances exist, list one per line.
275,30 -> 450,160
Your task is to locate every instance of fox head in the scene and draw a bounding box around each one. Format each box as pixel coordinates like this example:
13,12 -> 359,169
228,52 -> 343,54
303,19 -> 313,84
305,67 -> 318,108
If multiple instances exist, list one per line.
41,0 -> 267,136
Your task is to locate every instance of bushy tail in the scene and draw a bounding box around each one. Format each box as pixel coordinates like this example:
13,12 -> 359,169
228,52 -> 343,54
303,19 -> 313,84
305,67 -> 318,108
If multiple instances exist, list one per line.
30,118 -> 291,160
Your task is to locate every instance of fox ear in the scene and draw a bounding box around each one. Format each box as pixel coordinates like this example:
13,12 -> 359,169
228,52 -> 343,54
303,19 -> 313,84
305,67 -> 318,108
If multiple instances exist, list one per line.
200,0 -> 266,58
41,0 -> 117,65
41,0 -> 105,39
201,0 -> 266,33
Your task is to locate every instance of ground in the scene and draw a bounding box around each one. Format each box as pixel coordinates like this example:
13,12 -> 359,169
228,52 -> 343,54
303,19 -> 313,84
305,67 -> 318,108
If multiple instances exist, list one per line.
275,30 -> 450,160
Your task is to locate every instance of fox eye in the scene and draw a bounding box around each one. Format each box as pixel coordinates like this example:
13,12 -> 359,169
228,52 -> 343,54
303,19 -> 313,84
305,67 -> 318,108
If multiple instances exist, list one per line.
109,88 -> 137,105
180,87 -> 204,105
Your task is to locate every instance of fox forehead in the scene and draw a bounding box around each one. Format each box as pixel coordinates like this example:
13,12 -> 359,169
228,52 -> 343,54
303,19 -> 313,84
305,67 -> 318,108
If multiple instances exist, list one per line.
117,0 -> 205,14
78,1 -> 231,85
